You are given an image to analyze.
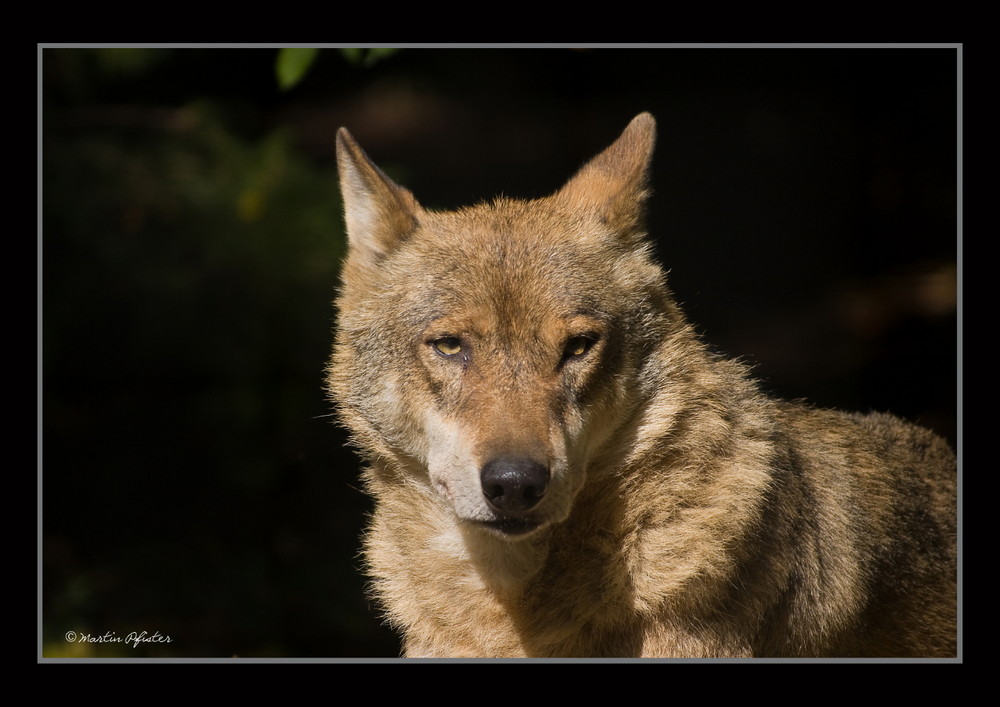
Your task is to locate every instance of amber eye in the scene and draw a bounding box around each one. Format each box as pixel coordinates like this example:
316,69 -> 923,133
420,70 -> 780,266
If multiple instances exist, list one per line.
432,337 -> 463,357
564,335 -> 596,359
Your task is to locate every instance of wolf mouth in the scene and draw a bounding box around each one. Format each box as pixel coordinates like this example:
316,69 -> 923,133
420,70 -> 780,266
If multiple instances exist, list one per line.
476,517 -> 543,537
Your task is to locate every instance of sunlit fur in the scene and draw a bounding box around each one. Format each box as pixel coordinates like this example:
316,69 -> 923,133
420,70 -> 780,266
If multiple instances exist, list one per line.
328,114 -> 957,658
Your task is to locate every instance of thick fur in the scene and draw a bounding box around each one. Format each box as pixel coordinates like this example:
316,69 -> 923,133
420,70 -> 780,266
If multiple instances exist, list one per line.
328,113 -> 957,658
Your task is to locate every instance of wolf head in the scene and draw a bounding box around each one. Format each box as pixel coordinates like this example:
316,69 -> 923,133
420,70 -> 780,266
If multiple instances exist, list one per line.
330,113 -> 679,539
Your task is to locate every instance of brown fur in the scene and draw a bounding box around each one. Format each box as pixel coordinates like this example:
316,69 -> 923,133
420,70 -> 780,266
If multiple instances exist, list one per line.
328,113 -> 957,658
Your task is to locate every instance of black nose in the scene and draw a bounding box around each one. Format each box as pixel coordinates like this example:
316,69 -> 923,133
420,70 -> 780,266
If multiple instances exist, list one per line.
480,457 -> 549,512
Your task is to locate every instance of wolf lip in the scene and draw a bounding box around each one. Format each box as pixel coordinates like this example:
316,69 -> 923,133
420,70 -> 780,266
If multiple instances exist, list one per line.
478,517 -> 542,536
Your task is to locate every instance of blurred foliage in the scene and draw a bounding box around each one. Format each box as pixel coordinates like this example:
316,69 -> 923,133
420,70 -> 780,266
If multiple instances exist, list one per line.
275,47 -> 400,90
44,102 -> 345,392
276,48 -> 319,91
91,47 -> 171,78
48,48 -> 174,102
41,49 -> 401,657
338,47 -> 399,67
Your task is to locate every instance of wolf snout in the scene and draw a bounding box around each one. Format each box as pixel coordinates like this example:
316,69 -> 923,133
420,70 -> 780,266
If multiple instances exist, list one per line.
480,457 -> 549,513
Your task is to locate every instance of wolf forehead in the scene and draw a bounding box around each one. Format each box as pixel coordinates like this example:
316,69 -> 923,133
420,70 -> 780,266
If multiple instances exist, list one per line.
348,216 -> 662,341
400,204 -> 643,276
335,113 -> 666,334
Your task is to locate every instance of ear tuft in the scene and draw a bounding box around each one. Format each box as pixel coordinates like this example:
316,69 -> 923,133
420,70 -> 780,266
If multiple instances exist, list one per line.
555,113 -> 657,237
336,128 -> 423,263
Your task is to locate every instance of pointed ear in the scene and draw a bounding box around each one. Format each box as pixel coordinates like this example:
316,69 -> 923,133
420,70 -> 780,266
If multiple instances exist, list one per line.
336,128 -> 423,264
555,112 -> 656,238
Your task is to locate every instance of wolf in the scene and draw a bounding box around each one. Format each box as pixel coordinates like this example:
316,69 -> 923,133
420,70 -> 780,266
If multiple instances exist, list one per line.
328,113 -> 957,658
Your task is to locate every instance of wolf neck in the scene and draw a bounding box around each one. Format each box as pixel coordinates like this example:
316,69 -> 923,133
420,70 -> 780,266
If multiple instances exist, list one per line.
367,330 -> 776,657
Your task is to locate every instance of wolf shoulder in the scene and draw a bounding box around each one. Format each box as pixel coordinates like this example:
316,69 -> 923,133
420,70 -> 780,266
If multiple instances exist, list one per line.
771,401 -> 957,546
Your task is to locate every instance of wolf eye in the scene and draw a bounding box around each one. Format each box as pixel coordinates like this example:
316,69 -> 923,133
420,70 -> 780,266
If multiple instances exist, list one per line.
431,337 -> 463,357
563,335 -> 596,359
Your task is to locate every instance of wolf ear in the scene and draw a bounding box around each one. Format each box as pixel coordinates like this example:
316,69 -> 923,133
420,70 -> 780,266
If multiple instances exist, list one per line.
555,112 -> 656,239
336,128 -> 423,263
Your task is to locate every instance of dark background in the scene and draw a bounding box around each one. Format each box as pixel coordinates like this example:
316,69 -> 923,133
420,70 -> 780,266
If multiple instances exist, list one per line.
40,46 -> 959,658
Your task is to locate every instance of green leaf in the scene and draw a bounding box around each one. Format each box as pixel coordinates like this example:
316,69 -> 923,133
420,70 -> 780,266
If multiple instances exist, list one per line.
275,48 -> 319,90
339,48 -> 364,65
339,47 -> 398,67
363,48 -> 398,66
